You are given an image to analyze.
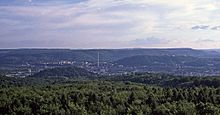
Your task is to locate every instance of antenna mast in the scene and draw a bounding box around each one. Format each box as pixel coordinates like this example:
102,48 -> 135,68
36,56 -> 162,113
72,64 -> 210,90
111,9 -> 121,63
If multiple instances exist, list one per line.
97,52 -> 100,67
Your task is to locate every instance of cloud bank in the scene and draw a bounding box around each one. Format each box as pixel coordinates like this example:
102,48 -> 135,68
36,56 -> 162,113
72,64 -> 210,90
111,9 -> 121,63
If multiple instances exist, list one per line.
0,0 -> 220,48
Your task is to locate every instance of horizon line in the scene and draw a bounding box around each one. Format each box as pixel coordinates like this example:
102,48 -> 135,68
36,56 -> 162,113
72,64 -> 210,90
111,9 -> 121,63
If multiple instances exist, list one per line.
0,47 -> 219,50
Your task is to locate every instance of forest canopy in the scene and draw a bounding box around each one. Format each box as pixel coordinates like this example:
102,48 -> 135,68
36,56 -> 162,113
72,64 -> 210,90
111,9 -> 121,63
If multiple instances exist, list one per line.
0,72 -> 219,114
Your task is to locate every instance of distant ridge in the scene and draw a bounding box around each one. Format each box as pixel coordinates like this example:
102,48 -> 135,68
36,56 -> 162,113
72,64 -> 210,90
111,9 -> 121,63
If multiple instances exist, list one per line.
0,48 -> 220,66
115,55 -> 208,67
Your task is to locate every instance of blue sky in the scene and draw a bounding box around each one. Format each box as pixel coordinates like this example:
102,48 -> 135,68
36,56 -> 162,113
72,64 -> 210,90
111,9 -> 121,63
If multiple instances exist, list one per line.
0,0 -> 220,49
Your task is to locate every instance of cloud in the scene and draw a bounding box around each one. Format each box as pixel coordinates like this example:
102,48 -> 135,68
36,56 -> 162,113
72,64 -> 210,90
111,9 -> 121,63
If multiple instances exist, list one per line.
131,37 -> 169,46
0,39 -> 66,48
211,26 -> 220,30
191,39 -> 220,48
0,0 -> 220,48
191,25 -> 209,30
195,39 -> 216,43
191,25 -> 220,30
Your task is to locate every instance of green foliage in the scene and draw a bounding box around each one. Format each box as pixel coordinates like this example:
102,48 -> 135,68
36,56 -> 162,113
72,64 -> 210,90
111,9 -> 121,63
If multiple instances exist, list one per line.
0,72 -> 220,114
102,73 -> 220,88
0,81 -> 219,115
31,67 -> 96,78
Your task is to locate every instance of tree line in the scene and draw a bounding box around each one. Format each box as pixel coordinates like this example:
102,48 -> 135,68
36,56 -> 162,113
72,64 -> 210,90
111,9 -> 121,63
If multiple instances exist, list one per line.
0,81 -> 219,115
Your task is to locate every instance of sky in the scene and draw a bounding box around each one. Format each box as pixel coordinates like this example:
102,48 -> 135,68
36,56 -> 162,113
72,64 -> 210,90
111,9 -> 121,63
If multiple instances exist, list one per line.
0,0 -> 220,49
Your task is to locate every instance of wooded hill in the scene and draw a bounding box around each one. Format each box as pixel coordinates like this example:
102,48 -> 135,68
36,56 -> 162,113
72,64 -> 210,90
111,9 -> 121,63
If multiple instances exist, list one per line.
31,67 -> 96,78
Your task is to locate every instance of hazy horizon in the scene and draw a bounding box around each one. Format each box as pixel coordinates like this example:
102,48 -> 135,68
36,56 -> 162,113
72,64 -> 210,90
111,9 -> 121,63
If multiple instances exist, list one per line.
0,47 -> 219,50
0,0 -> 220,49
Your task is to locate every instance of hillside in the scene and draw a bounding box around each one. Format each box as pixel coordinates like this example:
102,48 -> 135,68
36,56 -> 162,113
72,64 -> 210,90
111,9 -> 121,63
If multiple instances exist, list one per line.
1,71 -> 220,88
115,55 -> 220,67
0,48 -> 219,66
100,73 -> 220,88
31,67 -> 95,78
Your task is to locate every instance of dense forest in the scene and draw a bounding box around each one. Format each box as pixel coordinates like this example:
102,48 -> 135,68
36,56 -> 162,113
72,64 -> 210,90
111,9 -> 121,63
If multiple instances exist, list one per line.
1,72 -> 220,88
31,67 -> 96,78
101,73 -> 220,88
0,72 -> 220,114
0,81 -> 219,115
